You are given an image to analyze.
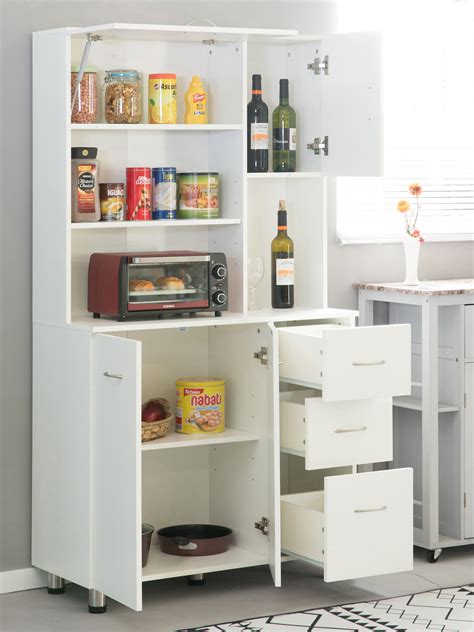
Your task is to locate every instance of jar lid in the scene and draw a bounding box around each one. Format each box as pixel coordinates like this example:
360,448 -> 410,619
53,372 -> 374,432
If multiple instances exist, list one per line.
71,65 -> 96,73
106,69 -> 140,78
149,73 -> 176,79
176,377 -> 225,386
71,147 -> 98,159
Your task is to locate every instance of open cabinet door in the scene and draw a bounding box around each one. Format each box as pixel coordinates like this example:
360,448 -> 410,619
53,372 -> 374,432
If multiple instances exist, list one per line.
93,334 -> 142,611
267,324 -> 281,586
320,32 -> 383,176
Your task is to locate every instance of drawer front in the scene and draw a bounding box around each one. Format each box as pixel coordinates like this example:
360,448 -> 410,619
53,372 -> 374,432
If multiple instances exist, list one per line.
322,325 -> 411,401
465,306 -> 474,359
324,469 -> 413,581
305,397 -> 393,469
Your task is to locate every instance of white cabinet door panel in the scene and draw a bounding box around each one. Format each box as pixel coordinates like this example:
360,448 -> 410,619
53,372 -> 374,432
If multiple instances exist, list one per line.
93,334 -> 142,611
465,363 -> 474,539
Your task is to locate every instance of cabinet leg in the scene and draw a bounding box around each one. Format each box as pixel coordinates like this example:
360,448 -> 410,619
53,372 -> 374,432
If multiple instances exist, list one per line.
47,573 -> 65,594
188,573 -> 206,586
88,589 -> 107,614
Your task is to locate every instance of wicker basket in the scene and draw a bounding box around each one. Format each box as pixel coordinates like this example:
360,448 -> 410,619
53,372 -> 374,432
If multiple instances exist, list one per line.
141,414 -> 173,442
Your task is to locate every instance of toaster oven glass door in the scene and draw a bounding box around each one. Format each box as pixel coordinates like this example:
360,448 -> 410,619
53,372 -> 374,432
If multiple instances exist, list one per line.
127,257 -> 210,310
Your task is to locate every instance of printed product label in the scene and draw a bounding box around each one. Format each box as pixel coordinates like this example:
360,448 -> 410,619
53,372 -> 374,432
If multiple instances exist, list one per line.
175,381 -> 225,434
251,123 -> 269,150
290,128 -> 297,151
273,127 -> 289,151
76,164 -> 96,213
276,259 -> 294,286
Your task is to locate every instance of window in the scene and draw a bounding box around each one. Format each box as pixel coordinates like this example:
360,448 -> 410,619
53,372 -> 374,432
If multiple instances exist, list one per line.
337,0 -> 474,243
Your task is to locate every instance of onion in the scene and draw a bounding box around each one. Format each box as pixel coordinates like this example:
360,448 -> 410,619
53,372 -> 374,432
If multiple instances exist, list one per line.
142,398 -> 169,423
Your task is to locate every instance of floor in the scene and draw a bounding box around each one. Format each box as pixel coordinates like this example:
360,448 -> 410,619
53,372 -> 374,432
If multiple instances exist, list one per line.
1,546 -> 473,632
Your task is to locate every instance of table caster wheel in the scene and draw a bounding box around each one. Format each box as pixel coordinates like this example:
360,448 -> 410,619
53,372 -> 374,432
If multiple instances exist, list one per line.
427,548 -> 442,563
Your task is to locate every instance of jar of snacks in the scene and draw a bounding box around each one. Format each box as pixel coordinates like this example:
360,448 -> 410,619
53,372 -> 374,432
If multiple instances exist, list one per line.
71,66 -> 97,124
104,69 -> 142,124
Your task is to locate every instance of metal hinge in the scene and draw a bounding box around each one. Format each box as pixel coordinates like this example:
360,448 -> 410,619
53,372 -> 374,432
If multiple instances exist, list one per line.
255,517 -> 269,535
307,55 -> 329,75
87,33 -> 102,42
254,347 -> 268,366
307,136 -> 329,156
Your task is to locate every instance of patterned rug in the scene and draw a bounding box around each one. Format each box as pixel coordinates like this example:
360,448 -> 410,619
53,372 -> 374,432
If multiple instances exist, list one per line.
178,584 -> 473,631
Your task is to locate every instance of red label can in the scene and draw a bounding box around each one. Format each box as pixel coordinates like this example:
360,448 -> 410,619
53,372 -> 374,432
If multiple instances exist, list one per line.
126,168 -> 152,220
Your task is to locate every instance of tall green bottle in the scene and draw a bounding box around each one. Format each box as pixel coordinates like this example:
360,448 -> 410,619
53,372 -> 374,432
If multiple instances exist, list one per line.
272,79 -> 296,172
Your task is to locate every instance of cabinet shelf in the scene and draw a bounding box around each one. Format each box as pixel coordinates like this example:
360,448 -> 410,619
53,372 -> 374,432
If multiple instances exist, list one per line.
247,172 -> 322,179
71,123 -> 243,132
141,428 -> 258,451
142,544 -> 266,582
70,219 -> 241,230
393,396 -> 459,413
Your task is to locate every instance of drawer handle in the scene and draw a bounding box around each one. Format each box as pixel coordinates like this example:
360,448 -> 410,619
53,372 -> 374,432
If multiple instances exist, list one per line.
352,360 -> 386,367
354,505 -> 388,513
334,426 -> 368,434
103,371 -> 123,380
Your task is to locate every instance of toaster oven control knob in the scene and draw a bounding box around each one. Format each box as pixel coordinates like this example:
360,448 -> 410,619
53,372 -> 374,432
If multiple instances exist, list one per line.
212,290 -> 227,306
212,264 -> 227,280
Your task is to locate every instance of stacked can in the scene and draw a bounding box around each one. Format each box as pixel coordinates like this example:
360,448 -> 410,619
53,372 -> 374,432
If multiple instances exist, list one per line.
152,167 -> 177,220
126,168 -> 152,220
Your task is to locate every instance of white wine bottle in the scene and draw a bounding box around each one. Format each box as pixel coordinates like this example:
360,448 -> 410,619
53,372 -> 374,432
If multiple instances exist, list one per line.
271,200 -> 294,308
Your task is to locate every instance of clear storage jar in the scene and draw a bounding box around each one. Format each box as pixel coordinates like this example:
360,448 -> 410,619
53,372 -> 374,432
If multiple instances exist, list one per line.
71,66 -> 97,124
104,69 -> 142,124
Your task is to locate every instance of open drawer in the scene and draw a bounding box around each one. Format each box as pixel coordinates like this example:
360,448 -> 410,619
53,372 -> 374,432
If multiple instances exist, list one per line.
281,469 -> 413,582
278,324 -> 411,401
280,390 -> 393,469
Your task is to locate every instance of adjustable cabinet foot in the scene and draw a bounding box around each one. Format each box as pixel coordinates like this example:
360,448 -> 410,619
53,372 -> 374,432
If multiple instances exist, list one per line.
47,573 -> 65,594
188,573 -> 206,586
88,589 -> 107,614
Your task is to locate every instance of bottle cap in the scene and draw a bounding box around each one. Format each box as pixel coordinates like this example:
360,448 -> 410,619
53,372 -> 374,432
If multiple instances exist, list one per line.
279,200 -> 286,210
279,78 -> 289,99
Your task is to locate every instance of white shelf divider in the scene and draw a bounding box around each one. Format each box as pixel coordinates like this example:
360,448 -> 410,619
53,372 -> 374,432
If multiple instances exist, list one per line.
71,123 -> 243,131
247,172 -> 322,179
393,396 -> 459,414
70,219 -> 241,230
141,427 -> 258,451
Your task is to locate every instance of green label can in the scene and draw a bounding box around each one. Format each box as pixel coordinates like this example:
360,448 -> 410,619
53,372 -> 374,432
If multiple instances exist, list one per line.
177,172 -> 219,219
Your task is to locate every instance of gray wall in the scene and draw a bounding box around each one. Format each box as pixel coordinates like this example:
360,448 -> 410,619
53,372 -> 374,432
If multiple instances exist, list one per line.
0,0 -> 472,573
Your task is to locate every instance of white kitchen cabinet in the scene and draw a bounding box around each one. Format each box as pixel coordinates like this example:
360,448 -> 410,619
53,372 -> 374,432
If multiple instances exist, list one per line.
465,362 -> 474,539
32,22 -> 412,615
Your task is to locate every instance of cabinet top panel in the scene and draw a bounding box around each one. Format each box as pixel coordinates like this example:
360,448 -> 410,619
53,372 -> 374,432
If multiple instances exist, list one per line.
34,23 -> 298,43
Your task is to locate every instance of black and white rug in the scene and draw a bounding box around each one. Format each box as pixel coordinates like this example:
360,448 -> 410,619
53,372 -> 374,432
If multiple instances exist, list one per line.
178,584 -> 473,632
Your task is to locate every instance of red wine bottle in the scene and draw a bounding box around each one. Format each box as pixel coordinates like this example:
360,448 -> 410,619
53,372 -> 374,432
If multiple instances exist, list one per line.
247,74 -> 269,172
271,201 -> 294,308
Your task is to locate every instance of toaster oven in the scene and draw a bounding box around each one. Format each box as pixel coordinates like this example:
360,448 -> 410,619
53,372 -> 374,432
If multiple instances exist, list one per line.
88,251 -> 228,321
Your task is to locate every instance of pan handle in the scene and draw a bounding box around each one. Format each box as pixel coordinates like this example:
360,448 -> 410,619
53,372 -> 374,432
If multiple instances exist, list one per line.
172,537 -> 198,551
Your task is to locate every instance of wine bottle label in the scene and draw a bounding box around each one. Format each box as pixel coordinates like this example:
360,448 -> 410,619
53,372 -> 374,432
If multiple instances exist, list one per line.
276,259 -> 294,285
290,128 -> 297,151
251,123 -> 269,150
273,128 -> 289,151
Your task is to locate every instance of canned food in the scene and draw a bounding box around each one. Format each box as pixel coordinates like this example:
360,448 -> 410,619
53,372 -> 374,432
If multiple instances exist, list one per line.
152,167 -> 177,219
175,378 -> 225,434
126,168 -> 152,220
99,183 -> 125,221
178,172 -> 219,219
148,73 -> 177,124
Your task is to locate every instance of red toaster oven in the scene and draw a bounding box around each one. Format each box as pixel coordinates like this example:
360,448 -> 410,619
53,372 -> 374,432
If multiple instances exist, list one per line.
88,251 -> 228,321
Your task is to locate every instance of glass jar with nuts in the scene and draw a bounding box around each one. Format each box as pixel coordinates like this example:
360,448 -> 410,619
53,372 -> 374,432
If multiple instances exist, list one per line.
104,69 -> 142,124
71,66 -> 97,124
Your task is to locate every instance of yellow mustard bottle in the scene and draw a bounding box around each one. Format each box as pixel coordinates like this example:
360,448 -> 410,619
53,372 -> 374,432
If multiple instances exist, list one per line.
184,76 -> 208,124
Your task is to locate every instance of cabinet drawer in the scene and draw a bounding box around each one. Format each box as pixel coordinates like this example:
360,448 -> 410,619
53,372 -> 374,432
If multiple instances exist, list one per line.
280,390 -> 392,469
278,324 -> 411,401
281,469 -> 413,582
465,306 -> 474,359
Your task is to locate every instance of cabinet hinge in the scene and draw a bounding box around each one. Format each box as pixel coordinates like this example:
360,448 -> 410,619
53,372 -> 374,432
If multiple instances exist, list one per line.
307,136 -> 329,156
253,346 -> 268,366
255,517 -> 269,535
307,55 -> 329,75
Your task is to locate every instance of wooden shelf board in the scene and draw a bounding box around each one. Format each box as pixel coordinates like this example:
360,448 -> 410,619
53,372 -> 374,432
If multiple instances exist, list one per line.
142,544 -> 266,582
71,123 -> 242,131
393,396 -> 459,413
66,307 -> 358,333
142,428 -> 258,451
247,172 -> 322,179
70,218 -> 241,230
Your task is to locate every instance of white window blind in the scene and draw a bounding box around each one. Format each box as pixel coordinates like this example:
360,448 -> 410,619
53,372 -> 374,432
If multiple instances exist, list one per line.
337,0 -> 474,243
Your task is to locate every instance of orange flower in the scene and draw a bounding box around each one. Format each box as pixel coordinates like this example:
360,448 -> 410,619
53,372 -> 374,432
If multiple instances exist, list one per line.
397,200 -> 410,213
409,182 -> 422,196
412,229 -> 420,237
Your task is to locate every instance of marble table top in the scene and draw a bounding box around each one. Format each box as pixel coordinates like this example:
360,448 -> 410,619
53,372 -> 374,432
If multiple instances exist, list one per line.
353,278 -> 474,296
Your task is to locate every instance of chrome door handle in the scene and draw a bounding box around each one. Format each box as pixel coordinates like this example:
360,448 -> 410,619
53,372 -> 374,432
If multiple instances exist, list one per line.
352,360 -> 386,367
103,371 -> 123,380
354,505 -> 388,513
334,426 -> 368,434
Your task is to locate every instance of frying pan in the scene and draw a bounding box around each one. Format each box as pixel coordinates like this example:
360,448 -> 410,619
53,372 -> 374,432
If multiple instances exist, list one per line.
157,524 -> 232,556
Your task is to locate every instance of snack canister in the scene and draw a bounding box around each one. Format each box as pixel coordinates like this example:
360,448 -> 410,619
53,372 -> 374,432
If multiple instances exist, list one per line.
126,167 -> 152,220
99,183 -> 125,220
152,167 -> 177,219
177,172 -> 219,219
148,73 -> 177,124
175,378 -> 225,434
